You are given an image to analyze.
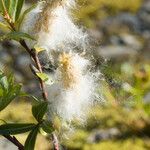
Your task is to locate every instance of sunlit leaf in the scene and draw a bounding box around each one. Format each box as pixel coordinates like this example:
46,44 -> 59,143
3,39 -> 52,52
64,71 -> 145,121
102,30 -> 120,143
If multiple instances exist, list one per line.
0,76 -> 8,90
17,3 -> 39,30
0,89 -> 3,97
8,0 -> 17,21
34,45 -> 45,53
36,73 -> 49,82
15,0 -> 24,21
0,0 -> 5,13
0,72 -> 22,111
0,119 -> 7,125
0,22 -> 10,32
0,0 -> 24,22
3,0 -> 10,11
0,31 -> 35,41
0,1 -> 3,12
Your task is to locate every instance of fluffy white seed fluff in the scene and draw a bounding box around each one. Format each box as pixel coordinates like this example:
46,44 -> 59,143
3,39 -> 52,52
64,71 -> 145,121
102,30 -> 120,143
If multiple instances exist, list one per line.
21,0 -> 100,127
46,52 -> 96,122
21,0 -> 87,51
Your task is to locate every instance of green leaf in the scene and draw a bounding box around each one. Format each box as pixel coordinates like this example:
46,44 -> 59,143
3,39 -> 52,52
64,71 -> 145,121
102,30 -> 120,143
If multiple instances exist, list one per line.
41,120 -> 54,134
9,84 -> 22,99
0,22 -> 10,32
0,72 -> 23,111
36,73 -> 49,82
32,101 -> 48,122
8,0 -> 17,21
0,119 -> 7,125
25,126 -> 39,150
4,0 -> 10,10
16,3 -> 39,30
0,84 -> 22,111
0,0 -> 15,16
0,0 -> 5,13
0,76 -> 8,90
0,123 -> 36,135
15,0 -> 24,21
0,0 -> 24,22
144,104 -> 150,116
0,89 -> 3,97
0,31 -> 35,41
0,1 -> 3,12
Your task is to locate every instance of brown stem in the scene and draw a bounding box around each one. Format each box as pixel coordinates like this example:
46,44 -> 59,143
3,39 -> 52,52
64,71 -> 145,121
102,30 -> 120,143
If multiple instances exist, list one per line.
19,40 -> 31,55
52,133 -> 59,150
1,9 -> 25,150
20,41 -> 59,150
31,49 -> 48,100
20,40 -> 59,150
3,135 -> 24,150
19,41 -> 48,101
3,13 -> 59,150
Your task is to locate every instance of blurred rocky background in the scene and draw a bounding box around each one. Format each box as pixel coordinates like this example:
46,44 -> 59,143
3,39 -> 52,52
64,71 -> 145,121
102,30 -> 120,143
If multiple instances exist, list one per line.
0,0 -> 150,149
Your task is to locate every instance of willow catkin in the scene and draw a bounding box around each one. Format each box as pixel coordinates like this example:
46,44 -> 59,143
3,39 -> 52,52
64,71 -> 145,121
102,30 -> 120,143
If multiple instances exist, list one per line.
21,0 -> 101,129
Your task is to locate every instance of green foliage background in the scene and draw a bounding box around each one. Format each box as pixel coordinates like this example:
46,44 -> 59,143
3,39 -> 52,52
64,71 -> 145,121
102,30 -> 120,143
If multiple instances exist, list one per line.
75,0 -> 143,27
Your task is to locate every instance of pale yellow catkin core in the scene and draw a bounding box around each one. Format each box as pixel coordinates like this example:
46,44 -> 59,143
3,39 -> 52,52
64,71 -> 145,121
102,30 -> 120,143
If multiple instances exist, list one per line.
59,53 -> 81,89
35,1 -> 62,32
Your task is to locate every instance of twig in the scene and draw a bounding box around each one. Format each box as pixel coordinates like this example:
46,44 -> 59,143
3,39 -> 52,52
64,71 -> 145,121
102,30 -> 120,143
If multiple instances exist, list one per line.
3,135 -> 24,150
19,40 -> 59,150
20,40 -> 59,150
1,7 -> 25,150
19,40 -> 48,101
3,9 -> 59,150
52,133 -> 59,150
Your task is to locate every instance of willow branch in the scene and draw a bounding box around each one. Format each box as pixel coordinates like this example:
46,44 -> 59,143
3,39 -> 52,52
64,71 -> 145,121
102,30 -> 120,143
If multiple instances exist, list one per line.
19,40 -> 48,101
51,133 -> 59,150
3,135 -> 24,150
1,7 -> 25,150
3,10 -> 59,149
20,40 -> 59,150
19,39 -> 59,150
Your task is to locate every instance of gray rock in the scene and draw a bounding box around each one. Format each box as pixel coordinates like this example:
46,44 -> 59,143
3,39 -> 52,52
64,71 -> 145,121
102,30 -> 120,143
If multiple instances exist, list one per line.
144,92 -> 150,104
16,54 -> 31,68
110,34 -> 142,49
137,0 -> 150,30
87,128 -> 121,143
97,45 -> 138,59
119,34 -> 142,49
98,13 -> 141,33
88,29 -> 103,41
0,138 -> 17,150
15,54 -> 32,78
96,33 -> 142,59
0,51 -> 12,63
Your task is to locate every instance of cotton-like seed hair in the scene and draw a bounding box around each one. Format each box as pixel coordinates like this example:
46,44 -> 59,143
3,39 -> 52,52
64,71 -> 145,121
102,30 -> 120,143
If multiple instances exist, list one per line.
46,52 -> 97,122
21,0 -> 88,52
21,0 -> 101,131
